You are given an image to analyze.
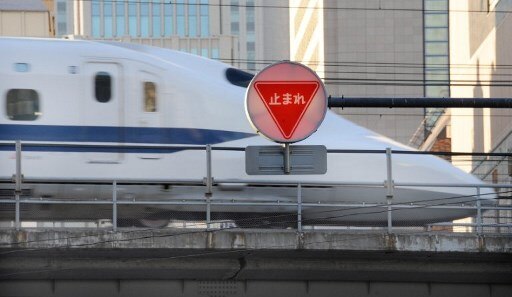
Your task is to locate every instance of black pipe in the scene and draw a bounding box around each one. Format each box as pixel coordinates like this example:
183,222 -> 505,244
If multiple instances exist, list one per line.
328,97 -> 512,108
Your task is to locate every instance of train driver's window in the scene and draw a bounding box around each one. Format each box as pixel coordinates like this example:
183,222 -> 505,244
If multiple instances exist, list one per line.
95,72 -> 112,103
6,89 -> 40,121
143,82 -> 157,112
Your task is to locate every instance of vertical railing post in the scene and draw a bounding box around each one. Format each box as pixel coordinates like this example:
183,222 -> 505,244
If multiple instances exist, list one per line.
112,181 -> 117,232
297,183 -> 302,232
283,143 -> 291,174
205,145 -> 212,230
476,186 -> 482,235
14,141 -> 22,231
385,148 -> 394,234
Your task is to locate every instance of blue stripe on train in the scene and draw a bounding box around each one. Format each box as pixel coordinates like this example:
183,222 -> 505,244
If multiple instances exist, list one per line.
0,124 -> 255,152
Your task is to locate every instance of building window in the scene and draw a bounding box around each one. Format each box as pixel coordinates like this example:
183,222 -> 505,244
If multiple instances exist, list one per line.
57,1 -> 66,13
144,82 -> 157,112
6,89 -> 40,121
189,0 -> 198,36
92,1 -> 101,37
152,0 -> 162,37
200,0 -> 209,37
129,1 -> 137,36
116,2 -> 125,37
95,72 -> 112,103
104,1 -> 113,38
211,48 -> 219,59
140,1 -> 150,37
176,0 -> 185,36
423,0 -> 450,133
230,0 -> 239,35
164,1 -> 173,36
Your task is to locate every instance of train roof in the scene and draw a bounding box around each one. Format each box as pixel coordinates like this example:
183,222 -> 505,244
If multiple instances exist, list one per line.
0,37 -> 252,87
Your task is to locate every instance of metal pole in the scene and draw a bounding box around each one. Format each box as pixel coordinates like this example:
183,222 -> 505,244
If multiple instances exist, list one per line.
205,145 -> 212,230
15,141 -> 21,191
328,97 -> 512,108
206,199 -> 211,230
15,141 -> 22,230
476,187 -> 482,235
297,183 -> 302,232
386,148 -> 394,233
284,143 -> 291,174
205,145 -> 212,195
15,193 -> 20,231
112,181 -> 117,232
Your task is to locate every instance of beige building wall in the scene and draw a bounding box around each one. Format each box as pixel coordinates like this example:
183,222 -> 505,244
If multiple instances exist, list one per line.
450,0 -> 512,179
291,0 -> 426,145
448,0 -> 512,232
0,0 -> 52,37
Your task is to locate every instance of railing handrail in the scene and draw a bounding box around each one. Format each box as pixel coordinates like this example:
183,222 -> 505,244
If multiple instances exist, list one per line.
2,140 -> 511,235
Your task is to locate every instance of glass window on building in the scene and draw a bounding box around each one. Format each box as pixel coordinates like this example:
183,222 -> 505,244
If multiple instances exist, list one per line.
425,42 -> 449,55
129,1 -> 137,36
56,0 -> 68,36
57,1 -> 66,13
58,22 -> 67,35
189,0 -> 198,36
116,2 -> 125,37
152,0 -> 162,37
95,72 -> 112,103
246,0 -> 256,71
211,48 -> 219,59
6,89 -> 40,121
425,28 -> 448,41
424,13 -> 448,27
177,0 -> 185,37
140,1 -> 150,37
200,0 -> 209,37
144,82 -> 157,112
164,1 -> 173,36
92,1 -> 101,37
425,0 -> 448,10
230,0 -> 239,35
104,1 -> 113,38
201,48 -> 208,57
423,0 -> 449,133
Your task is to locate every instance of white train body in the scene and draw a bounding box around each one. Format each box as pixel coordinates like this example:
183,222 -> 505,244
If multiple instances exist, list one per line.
0,37 -> 494,225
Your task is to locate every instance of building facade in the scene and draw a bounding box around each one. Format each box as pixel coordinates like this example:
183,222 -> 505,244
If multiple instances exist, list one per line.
290,0 -> 450,145
422,0 -> 512,182
418,0 -> 512,231
54,0 -> 290,71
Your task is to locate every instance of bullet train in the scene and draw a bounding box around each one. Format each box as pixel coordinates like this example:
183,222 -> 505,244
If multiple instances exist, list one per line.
0,37 -> 495,227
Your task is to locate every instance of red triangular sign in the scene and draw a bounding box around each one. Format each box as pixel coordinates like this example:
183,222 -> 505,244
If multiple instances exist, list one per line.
254,81 -> 319,139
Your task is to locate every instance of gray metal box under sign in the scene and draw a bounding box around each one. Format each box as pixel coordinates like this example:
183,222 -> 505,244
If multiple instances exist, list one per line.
246,145 -> 327,175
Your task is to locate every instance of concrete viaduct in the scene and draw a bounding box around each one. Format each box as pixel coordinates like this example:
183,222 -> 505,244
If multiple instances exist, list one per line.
1,229 -> 511,297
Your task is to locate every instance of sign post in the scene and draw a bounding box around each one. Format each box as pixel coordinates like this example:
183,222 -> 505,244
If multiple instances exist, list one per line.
245,61 -> 328,174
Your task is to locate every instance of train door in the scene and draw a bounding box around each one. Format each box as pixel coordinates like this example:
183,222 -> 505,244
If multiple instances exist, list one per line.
137,70 -> 162,159
83,62 -> 124,163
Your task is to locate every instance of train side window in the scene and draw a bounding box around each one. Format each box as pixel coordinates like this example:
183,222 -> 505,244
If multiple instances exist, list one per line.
144,81 -> 157,112
6,89 -> 40,121
95,72 -> 112,103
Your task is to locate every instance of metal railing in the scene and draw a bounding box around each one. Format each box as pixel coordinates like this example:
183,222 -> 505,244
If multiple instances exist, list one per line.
1,140 -> 512,234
